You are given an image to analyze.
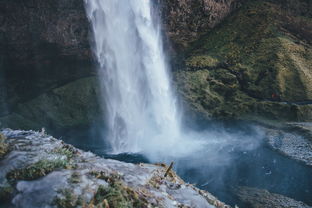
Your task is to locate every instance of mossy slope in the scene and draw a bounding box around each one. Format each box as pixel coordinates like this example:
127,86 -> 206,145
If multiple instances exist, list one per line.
175,0 -> 312,122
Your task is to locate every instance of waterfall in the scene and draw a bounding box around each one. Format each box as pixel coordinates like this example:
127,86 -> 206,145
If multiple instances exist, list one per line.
84,0 -> 203,158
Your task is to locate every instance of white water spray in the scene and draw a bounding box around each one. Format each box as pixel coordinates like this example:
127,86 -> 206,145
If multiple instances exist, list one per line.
84,0 -> 203,157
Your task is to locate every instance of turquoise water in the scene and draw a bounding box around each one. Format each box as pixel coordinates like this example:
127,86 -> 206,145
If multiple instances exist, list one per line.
61,123 -> 312,207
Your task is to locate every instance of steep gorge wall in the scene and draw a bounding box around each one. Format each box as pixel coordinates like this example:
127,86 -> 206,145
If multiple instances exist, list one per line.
1,0 -> 311,132
159,0 -> 243,50
0,0 -> 240,131
0,0 -> 97,131
174,0 -> 312,122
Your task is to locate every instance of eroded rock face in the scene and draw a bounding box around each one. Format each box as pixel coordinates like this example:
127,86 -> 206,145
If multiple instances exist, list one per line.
1,0 -> 311,131
0,77 -> 102,132
158,0 -> 243,50
0,0 -> 243,132
0,129 -> 229,208
0,0 -> 94,119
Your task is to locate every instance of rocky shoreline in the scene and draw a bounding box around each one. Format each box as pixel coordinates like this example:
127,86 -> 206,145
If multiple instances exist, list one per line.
264,123 -> 312,167
0,129 -> 228,208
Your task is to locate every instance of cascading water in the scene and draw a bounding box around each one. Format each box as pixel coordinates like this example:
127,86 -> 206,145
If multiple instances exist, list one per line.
84,0 -> 202,158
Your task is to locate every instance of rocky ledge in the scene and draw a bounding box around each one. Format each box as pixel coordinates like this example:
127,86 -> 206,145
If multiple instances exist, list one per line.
235,186 -> 312,208
265,123 -> 312,166
0,129 -> 228,208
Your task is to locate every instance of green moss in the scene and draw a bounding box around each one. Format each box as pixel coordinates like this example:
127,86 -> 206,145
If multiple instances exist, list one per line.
92,182 -> 147,208
0,77 -> 102,131
186,55 -> 220,69
87,171 -> 148,208
68,172 -> 80,184
53,188 -> 83,208
6,159 -> 69,183
89,170 -> 121,183
0,133 -> 8,159
52,145 -> 76,159
0,184 -> 14,201
175,0 -> 312,122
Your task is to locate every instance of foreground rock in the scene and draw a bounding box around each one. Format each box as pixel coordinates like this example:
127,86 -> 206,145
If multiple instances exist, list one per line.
0,129 -> 228,208
235,186 -> 312,208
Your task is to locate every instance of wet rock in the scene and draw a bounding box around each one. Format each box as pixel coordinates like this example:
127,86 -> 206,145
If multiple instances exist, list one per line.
0,77 -> 102,131
158,0 -> 243,51
0,129 -> 229,208
265,127 -> 312,166
235,186 -> 312,208
286,122 -> 312,142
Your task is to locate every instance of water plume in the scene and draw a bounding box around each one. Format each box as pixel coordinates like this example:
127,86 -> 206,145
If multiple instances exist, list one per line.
84,0 -> 205,158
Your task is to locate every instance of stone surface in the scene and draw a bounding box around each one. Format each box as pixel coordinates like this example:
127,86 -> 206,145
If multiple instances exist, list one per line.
0,0 -> 95,118
235,186 -> 312,208
0,77 -> 102,132
0,129 -> 229,208
158,0 -> 243,51
265,124 -> 312,166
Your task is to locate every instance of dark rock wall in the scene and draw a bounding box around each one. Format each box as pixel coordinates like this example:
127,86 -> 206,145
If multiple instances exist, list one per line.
0,0 -> 310,131
159,0 -> 243,51
0,0 -> 242,131
0,0 -> 94,115
0,0 -> 100,131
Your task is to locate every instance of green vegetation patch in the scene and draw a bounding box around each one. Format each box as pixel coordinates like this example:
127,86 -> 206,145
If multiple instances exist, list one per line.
175,0 -> 312,122
90,171 -> 148,207
53,188 -> 83,208
55,171 -> 149,208
91,182 -> 148,208
0,184 -> 14,202
6,159 -> 70,183
186,55 -> 220,69
52,145 -> 76,159
0,133 -> 8,159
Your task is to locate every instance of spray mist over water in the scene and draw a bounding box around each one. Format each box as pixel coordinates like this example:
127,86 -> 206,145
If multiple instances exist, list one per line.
84,0 -> 263,162
77,3 -> 312,206
84,0 -> 205,158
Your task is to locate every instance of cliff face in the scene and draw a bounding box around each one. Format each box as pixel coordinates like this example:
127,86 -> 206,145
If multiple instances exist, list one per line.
0,0 -> 93,106
0,0 -> 97,131
0,0 -> 241,131
159,0 -> 243,50
0,0 -> 311,132
174,0 -> 312,122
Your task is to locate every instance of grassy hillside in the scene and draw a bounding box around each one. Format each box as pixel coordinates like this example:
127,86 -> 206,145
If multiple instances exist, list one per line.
174,0 -> 312,122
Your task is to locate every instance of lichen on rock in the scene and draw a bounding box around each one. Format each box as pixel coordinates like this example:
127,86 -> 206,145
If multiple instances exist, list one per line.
0,129 -> 228,208
0,133 -> 8,159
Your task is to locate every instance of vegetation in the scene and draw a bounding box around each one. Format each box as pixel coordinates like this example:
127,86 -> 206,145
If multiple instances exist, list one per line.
0,133 -> 8,159
53,188 -> 84,208
54,171 -> 148,208
52,145 -> 76,159
175,0 -> 312,122
89,171 -> 148,208
6,159 -> 70,183
0,184 -> 14,202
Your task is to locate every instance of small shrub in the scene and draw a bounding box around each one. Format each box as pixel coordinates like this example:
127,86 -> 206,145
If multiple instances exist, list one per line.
0,184 -> 14,201
53,188 -> 83,208
6,159 -> 69,183
0,133 -> 8,159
